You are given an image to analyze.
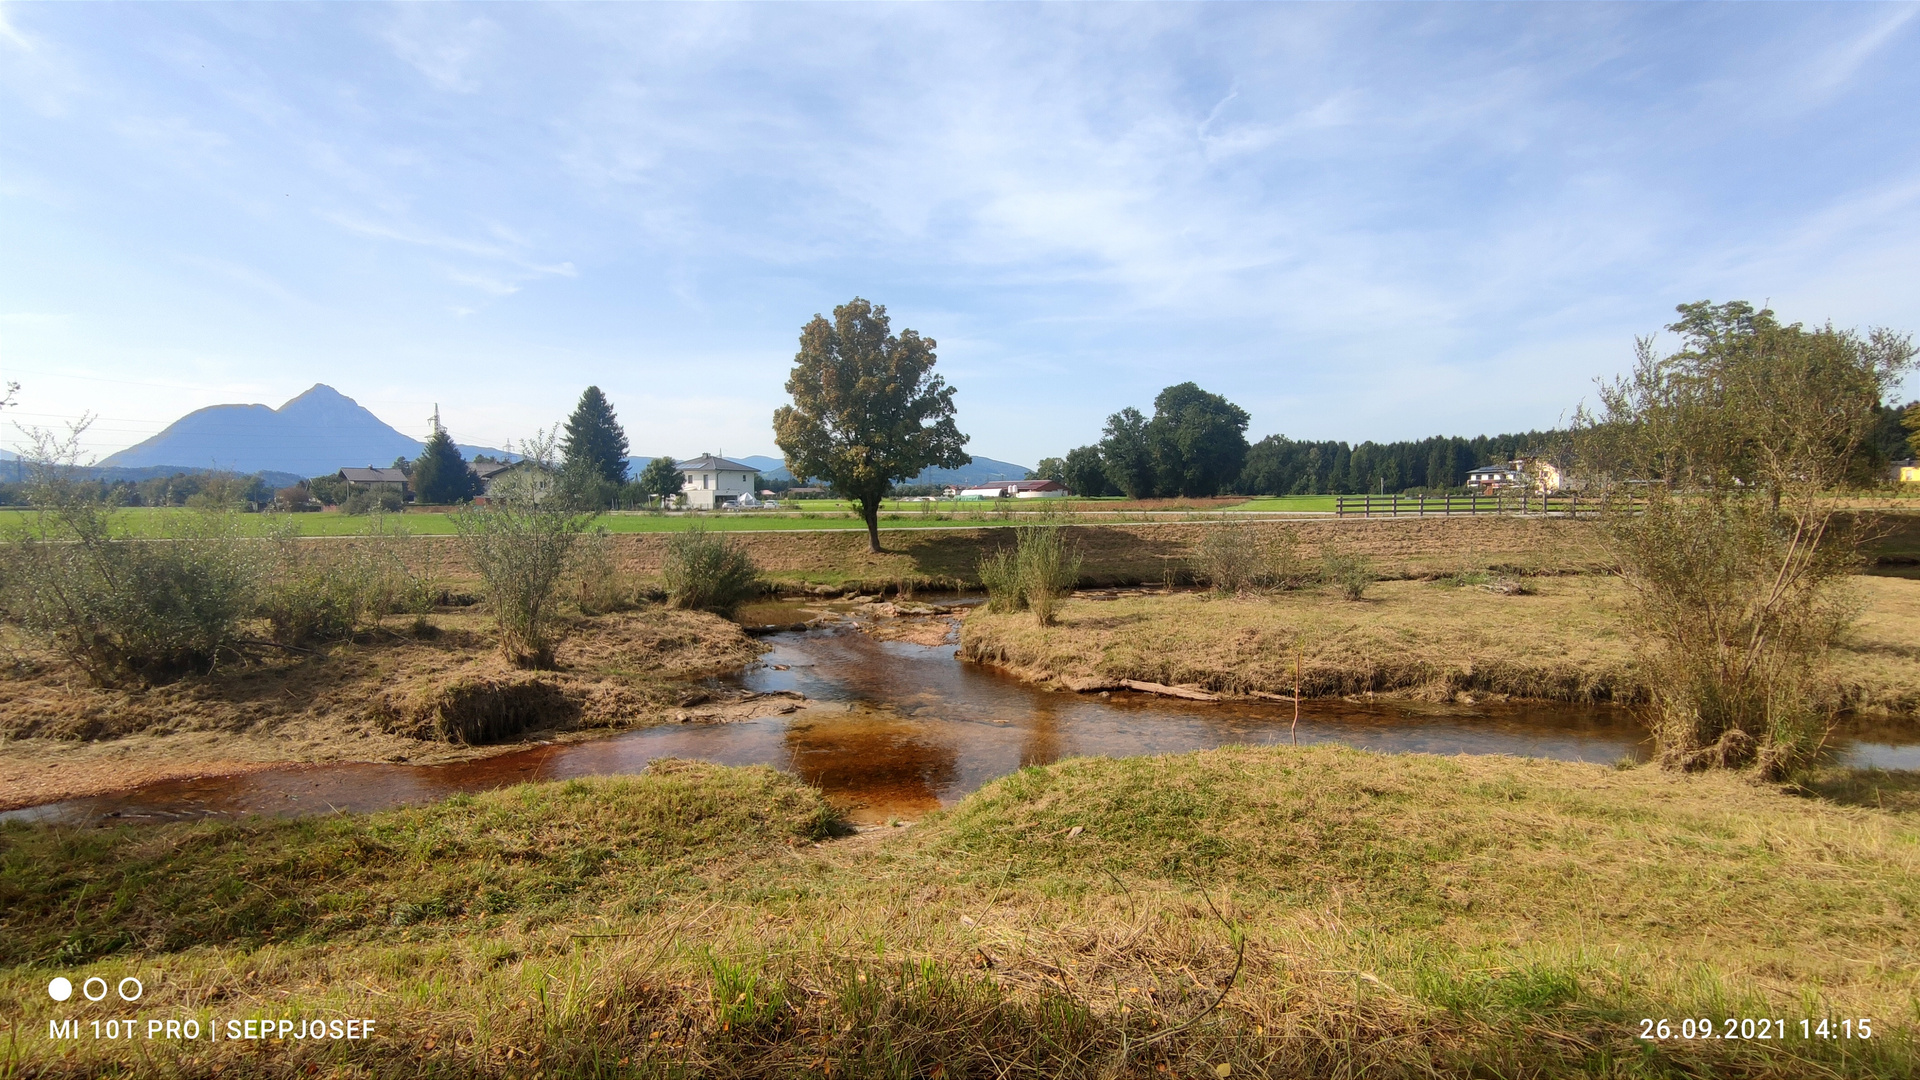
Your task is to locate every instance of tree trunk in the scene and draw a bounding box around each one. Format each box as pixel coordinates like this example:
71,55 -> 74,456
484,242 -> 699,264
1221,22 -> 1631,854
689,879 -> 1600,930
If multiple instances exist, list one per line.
862,499 -> 882,553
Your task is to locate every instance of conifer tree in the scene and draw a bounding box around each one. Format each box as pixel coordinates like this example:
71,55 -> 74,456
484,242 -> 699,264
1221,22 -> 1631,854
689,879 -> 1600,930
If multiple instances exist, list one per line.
562,386 -> 631,485
412,427 -> 476,504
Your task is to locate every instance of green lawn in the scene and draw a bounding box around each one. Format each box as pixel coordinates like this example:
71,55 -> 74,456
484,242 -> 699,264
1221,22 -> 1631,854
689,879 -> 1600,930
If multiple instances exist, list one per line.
1226,494 -> 1341,513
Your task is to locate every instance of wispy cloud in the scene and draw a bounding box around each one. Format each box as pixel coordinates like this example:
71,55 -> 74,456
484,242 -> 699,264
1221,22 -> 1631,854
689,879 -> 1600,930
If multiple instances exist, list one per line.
1,2 -> 1916,457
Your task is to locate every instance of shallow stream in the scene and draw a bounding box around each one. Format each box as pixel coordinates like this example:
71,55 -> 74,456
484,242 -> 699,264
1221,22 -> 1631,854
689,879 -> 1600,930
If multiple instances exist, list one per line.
7,601 -> 1917,826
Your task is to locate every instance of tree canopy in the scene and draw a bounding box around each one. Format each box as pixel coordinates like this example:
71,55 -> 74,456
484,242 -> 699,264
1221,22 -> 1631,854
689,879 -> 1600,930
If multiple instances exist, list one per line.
772,297 -> 970,552
1098,407 -> 1156,499
636,457 -> 681,503
561,386 -> 630,486
411,427 -> 476,505
1145,382 -> 1250,497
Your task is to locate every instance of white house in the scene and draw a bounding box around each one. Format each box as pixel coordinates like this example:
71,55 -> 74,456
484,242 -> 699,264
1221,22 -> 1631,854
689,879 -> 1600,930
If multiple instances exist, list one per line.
677,454 -> 758,510
1466,459 -> 1563,494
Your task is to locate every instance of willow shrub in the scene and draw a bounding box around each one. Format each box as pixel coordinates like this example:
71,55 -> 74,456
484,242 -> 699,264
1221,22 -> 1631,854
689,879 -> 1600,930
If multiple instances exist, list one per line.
454,503 -> 593,668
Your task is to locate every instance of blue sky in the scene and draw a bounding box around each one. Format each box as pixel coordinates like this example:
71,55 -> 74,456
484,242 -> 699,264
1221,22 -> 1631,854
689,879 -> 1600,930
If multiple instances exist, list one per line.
3,2 -> 1917,466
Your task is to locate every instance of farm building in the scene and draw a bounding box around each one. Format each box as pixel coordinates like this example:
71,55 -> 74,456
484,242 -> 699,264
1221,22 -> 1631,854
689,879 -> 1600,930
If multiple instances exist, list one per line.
957,479 -> 1069,499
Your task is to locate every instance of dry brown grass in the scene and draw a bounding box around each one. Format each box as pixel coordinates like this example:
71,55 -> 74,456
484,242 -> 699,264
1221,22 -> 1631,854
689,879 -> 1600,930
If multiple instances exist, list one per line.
961,575 -> 1920,715
0,607 -> 766,809
4,749 -> 1914,1077
296,514 -> 1608,594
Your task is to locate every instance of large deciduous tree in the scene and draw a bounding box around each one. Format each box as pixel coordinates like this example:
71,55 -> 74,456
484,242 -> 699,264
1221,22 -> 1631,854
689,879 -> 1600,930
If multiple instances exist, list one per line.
1062,445 -> 1111,497
1145,382 -> 1251,497
773,298 -> 970,552
636,456 -> 681,505
411,427 -> 476,505
561,386 -> 631,486
1098,407 -> 1157,499
1575,300 -> 1915,777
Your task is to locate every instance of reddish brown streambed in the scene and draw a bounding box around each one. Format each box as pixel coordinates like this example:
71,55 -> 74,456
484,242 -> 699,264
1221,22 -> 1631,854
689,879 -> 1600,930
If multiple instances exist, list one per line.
5,620 -> 1915,827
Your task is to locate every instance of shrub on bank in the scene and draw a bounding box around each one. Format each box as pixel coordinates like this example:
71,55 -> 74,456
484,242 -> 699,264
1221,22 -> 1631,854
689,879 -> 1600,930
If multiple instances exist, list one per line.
976,514 -> 1082,624
1320,541 -> 1377,601
662,526 -> 762,616
1,442 -> 259,685
455,502 -> 594,667
256,513 -> 441,646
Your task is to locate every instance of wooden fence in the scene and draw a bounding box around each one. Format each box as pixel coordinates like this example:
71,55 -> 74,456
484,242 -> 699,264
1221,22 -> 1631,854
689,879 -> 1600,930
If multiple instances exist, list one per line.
1334,492 -> 1593,518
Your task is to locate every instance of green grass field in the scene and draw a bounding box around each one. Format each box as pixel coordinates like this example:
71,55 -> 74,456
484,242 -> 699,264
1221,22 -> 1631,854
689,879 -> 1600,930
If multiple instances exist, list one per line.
0,505 -> 1058,537
0,498 -> 1338,539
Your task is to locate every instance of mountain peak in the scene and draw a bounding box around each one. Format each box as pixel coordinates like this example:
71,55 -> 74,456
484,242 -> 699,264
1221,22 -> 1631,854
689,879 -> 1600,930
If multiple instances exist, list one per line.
279,383 -> 356,411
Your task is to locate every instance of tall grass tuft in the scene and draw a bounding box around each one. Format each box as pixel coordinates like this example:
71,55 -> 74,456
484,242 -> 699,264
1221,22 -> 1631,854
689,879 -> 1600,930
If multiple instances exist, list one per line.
978,548 -> 1025,613
1016,516 -> 1081,626
977,513 -> 1082,624
662,526 -> 762,616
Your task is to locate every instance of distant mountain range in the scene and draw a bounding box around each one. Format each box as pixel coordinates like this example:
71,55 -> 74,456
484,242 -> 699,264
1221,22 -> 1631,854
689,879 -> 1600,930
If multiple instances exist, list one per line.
97,385 -> 510,479
21,383 -> 1033,488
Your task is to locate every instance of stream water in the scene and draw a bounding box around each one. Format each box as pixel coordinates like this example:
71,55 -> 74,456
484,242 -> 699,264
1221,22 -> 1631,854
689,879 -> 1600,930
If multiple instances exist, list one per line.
6,601 -> 1917,827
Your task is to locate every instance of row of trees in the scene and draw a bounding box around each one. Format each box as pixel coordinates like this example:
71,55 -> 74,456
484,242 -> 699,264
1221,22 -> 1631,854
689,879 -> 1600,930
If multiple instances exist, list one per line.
1039,400 -> 1918,502
0,469 -> 274,510
1030,386 -> 1566,500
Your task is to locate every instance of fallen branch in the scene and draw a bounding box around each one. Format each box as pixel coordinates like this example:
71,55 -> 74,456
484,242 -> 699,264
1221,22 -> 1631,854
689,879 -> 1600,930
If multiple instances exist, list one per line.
1121,679 -> 1219,702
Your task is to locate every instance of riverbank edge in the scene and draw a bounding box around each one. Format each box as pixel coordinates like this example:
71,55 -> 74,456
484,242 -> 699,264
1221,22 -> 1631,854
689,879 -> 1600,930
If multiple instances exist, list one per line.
956,583 -> 1920,717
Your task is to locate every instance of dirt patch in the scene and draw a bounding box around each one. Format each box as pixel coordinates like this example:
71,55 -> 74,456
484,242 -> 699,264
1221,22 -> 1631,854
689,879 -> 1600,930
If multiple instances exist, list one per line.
375,672 -> 579,744
0,606 -> 775,810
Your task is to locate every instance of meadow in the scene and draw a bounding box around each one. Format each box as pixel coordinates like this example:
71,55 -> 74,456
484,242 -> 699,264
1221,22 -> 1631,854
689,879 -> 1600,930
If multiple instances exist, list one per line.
3,750 -> 1914,1077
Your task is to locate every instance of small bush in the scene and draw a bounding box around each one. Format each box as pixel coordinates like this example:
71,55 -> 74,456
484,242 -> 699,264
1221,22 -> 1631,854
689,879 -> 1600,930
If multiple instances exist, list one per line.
1193,523 -> 1263,595
1265,526 -> 1318,589
3,471 -> 259,684
662,526 -> 761,616
254,516 -> 438,646
571,528 -> 635,615
342,488 -> 404,515
1321,542 -> 1376,601
455,502 -> 593,667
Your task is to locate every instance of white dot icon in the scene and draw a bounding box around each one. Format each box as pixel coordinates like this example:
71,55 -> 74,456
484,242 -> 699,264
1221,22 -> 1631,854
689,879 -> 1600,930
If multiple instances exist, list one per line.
48,977 -> 72,1002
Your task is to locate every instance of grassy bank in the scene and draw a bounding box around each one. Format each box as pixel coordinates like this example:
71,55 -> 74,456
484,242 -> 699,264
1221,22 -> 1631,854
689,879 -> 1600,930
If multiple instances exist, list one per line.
960,575 -> 1920,716
253,514 -> 1608,596
2,751 -> 1914,1077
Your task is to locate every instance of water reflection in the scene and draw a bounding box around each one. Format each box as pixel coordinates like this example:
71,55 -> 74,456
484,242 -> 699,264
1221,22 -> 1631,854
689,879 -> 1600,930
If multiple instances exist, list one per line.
5,621 -> 1914,828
